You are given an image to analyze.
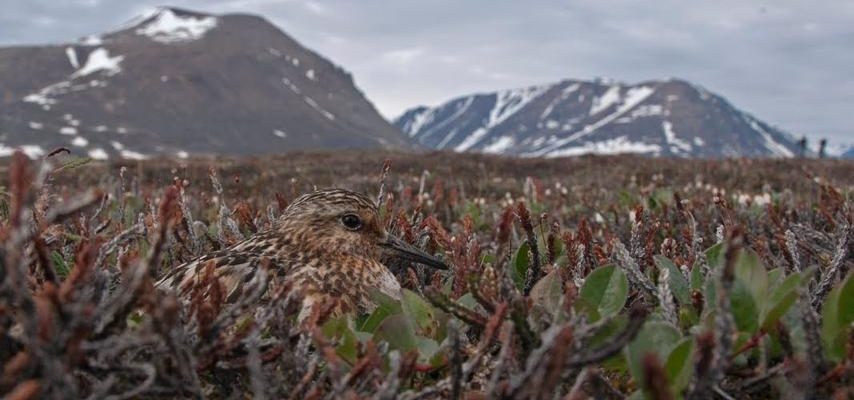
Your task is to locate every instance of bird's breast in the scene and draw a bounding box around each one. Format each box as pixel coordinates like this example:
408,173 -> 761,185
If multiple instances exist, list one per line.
289,258 -> 401,319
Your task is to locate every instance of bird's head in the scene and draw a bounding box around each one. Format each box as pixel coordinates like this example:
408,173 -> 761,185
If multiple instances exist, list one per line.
280,188 -> 448,270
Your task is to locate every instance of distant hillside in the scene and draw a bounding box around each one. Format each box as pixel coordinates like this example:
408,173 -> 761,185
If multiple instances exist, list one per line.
395,78 -> 801,158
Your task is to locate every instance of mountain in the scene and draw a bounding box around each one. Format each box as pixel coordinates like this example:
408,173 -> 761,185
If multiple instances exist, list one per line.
394,78 -> 801,158
0,7 -> 411,159
842,147 -> 854,159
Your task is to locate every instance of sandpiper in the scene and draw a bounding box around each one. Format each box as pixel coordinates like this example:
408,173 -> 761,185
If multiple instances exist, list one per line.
156,188 -> 447,321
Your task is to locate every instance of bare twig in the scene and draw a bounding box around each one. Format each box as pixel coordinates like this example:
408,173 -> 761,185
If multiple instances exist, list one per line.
518,202 -> 542,295
377,159 -> 392,208
811,223 -> 851,309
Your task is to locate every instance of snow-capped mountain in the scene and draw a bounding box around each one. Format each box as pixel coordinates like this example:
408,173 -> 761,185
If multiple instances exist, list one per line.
0,7 -> 411,159
395,78 -> 801,158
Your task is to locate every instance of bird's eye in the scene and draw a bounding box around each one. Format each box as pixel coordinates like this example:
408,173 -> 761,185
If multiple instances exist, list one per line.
341,214 -> 363,230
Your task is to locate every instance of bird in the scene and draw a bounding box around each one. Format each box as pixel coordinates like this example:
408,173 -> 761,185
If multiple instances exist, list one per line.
155,188 -> 448,322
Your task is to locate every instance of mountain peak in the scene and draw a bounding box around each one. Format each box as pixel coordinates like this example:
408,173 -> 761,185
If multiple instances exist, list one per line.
115,7 -> 219,44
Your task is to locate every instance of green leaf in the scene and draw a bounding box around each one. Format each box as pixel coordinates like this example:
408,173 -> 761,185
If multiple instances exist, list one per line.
650,189 -> 673,209
618,190 -> 636,207
354,331 -> 373,343
579,265 -> 629,321
371,290 -> 404,314
705,243 -> 726,271
654,256 -> 690,306
690,264 -> 704,291
626,321 -> 681,387
731,332 -> 752,366
731,280 -> 760,334
401,289 -> 443,338
322,316 -> 360,363
456,293 -> 478,311
414,336 -> 441,364
761,273 -> 801,330
479,253 -> 497,265
373,314 -> 417,352
50,251 -> 70,278
767,268 -> 784,289
359,308 -> 394,334
464,201 -> 483,229
665,338 -> 695,394
127,311 -> 144,327
530,271 -> 564,317
594,315 -> 631,372
538,233 -> 564,261
734,249 -> 769,307
358,290 -> 403,333
837,274 -> 854,328
678,307 -> 699,329
510,242 -> 530,290
822,274 -> 854,361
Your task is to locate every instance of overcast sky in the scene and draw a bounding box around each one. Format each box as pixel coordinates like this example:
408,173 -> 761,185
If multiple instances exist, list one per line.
1,0 -> 852,146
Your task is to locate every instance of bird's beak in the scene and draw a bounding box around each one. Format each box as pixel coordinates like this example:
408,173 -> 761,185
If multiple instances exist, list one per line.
380,234 -> 449,270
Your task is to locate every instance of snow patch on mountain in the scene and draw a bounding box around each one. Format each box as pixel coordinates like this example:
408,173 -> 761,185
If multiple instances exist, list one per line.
662,121 -> 692,154
540,82 -> 580,118
546,136 -> 662,158
746,118 -> 794,157
78,35 -> 103,46
455,85 -> 548,151
629,104 -> 664,119
535,86 -> 655,155
429,99 -> 476,148
282,77 -> 301,94
66,47 -> 80,69
435,129 -> 459,149
483,136 -> 515,154
590,85 -> 621,115
136,9 -> 218,44
453,127 -> 491,152
119,146 -> 148,159
71,48 -> 124,78
23,77 -> 109,109
71,136 -> 88,147
304,96 -> 335,120
399,108 -> 433,137
88,148 -> 109,160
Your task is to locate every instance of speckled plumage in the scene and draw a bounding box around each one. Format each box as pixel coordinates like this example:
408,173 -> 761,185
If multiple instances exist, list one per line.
156,188 -> 444,321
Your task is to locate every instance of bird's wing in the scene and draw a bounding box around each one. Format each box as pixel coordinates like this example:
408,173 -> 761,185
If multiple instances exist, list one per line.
156,231 -> 289,304
159,251 -> 268,299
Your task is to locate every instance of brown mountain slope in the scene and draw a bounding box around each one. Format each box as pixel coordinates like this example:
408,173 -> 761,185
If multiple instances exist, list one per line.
0,7 -> 411,158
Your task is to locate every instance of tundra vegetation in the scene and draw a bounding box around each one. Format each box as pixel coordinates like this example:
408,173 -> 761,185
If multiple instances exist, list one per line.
0,150 -> 851,399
